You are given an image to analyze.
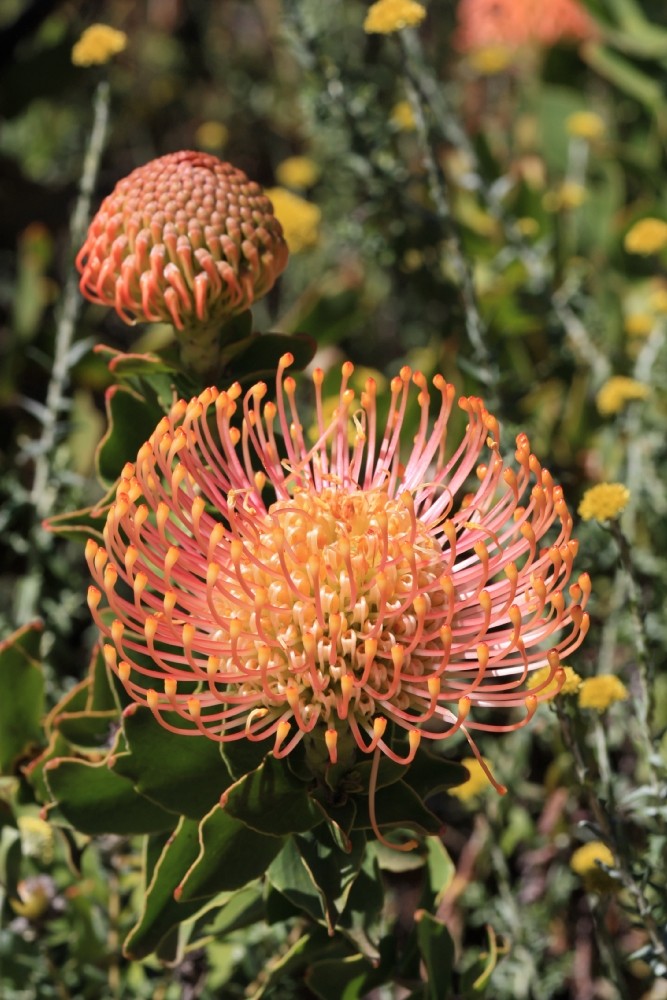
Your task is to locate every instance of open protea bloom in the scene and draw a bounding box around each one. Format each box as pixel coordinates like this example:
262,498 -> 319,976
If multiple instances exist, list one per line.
77,151 -> 288,371
455,0 -> 597,53
87,359 -> 589,842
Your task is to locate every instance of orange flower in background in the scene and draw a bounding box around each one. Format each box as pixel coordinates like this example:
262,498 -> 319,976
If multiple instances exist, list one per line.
455,0 -> 597,53
87,360 -> 589,840
77,151 -> 288,333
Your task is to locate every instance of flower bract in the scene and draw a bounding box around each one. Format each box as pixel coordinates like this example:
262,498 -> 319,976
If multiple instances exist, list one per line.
77,151 -> 288,333
87,360 -> 590,834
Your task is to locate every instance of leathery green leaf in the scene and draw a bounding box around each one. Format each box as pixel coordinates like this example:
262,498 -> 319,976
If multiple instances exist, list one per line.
220,754 -> 323,836
113,704 -> 233,818
177,803 -> 284,902
0,622 -> 44,774
415,909 -> 455,1000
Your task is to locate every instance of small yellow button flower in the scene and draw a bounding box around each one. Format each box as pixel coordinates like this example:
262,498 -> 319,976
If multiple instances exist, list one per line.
543,182 -> 587,212
275,156 -> 320,190
516,217 -> 540,237
649,286 -> 667,313
448,757 -> 494,802
266,188 -> 321,253
596,376 -> 650,416
72,24 -> 127,67
571,841 -> 616,892
578,483 -> 629,522
566,111 -> 606,142
195,121 -> 229,151
624,313 -> 654,338
624,218 -> 667,255
468,45 -> 513,75
363,0 -> 427,34
528,664 -> 582,698
391,100 -> 416,131
578,675 -> 629,711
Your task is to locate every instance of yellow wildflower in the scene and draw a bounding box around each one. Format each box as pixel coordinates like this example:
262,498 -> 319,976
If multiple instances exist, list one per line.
517,217 -> 540,237
596,376 -> 649,415
468,45 -> 513,75
528,664 -> 582,698
266,187 -> 321,253
578,675 -> 629,711
71,24 -> 127,67
195,121 -> 229,151
275,156 -> 320,190
578,483 -> 629,522
624,218 -> 667,255
624,312 -> 654,338
649,286 -> 667,313
363,0 -> 427,34
596,376 -> 650,416
571,841 -> 616,892
543,182 -> 587,212
566,111 -> 606,142
391,100 -> 416,131
448,757 -> 494,802
18,815 -> 54,863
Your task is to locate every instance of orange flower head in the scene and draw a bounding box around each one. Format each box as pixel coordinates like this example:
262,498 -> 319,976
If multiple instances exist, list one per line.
87,360 -> 590,842
455,0 -> 597,53
77,151 -> 288,332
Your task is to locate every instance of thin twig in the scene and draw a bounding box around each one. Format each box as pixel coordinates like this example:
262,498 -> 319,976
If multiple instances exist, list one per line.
29,80 -> 110,520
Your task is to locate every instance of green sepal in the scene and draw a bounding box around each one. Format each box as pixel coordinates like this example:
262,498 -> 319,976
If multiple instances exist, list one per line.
112,704 -> 233,819
0,621 -> 44,775
176,803 -> 285,902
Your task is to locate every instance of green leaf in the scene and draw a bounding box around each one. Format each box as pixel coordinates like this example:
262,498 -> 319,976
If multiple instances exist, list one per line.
267,836 -> 327,925
177,803 -> 284,902
426,836 -> 455,906
352,780 -> 443,839
112,704 -> 233,818
226,331 -> 317,384
295,830 -> 367,932
306,954 -> 381,1000
201,883 -> 265,939
220,734 -> 270,781
248,928 -> 342,1000
95,384 -> 165,487
403,748 -> 469,802
220,754 -> 323,836
44,757 -> 177,835
415,910 -> 455,1000
268,829 -> 367,932
124,817 -> 212,959
0,622 -> 44,774
336,845 -> 384,962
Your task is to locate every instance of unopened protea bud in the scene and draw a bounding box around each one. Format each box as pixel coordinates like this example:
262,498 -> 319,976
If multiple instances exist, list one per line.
77,151 -> 288,373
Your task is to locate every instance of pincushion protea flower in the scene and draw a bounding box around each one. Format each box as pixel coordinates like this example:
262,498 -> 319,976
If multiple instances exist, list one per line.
455,0 -> 597,53
87,358 -> 590,845
77,151 -> 288,372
